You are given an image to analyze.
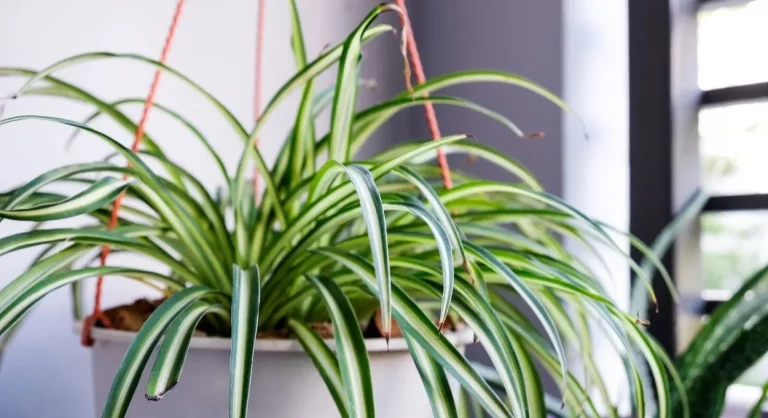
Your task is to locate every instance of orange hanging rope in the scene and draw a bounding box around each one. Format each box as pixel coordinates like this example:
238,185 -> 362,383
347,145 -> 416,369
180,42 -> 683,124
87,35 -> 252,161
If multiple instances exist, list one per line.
252,0 -> 267,202
394,0 -> 453,190
81,0 -> 186,346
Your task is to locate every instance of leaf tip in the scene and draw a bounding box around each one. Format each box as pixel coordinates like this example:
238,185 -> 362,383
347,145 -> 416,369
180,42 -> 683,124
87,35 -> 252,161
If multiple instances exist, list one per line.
462,261 -> 475,285
145,382 -> 177,402
0,94 -> 16,121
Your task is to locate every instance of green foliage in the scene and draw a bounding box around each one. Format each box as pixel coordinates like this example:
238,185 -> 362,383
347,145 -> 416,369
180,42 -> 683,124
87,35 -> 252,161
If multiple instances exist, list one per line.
627,189 -> 768,417
672,265 -> 768,417
0,4 -> 678,418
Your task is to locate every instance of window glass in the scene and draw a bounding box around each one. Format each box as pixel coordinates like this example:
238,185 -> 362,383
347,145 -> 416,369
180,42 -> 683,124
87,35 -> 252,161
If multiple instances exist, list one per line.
700,102 -> 768,195
700,211 -> 768,291
699,0 -> 768,90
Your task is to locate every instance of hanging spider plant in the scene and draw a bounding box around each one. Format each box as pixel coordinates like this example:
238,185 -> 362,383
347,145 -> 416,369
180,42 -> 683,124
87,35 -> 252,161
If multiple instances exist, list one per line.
0,3 -> 683,418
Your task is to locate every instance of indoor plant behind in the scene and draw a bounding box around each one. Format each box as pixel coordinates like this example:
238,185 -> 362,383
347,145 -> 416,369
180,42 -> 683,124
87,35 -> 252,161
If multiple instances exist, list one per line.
0,3 -> 680,418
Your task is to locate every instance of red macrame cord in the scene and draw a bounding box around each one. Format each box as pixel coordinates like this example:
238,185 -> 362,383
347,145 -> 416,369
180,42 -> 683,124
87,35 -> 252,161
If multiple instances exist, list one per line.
394,0 -> 453,190
252,0 -> 267,202
81,0 -> 186,346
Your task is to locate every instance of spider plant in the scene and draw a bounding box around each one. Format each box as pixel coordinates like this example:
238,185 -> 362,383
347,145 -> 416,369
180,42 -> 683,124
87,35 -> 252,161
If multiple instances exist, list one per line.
0,3 -> 680,418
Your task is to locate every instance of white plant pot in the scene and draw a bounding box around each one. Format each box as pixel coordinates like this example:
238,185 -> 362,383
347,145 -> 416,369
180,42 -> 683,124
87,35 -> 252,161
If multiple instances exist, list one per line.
82,325 -> 474,418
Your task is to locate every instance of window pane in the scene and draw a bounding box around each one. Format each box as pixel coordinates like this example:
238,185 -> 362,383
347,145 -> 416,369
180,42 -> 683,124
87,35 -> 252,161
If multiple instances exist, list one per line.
700,101 -> 768,195
699,0 -> 768,90
739,354 -> 768,386
701,211 -> 768,291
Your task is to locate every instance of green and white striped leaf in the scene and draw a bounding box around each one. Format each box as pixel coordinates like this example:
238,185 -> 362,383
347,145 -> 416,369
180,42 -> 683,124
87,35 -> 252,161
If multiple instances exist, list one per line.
307,275 -> 374,418
350,95 -> 524,150
288,318 -> 349,417
0,228 -> 196,285
343,164 -> 392,339
0,177 -> 132,221
405,333 -> 458,418
229,265 -> 261,418
0,162 -> 122,219
383,201 -> 454,330
0,115 -> 230,288
286,0 -> 316,197
100,286 -> 217,418
391,258 -> 528,417
371,141 -> 543,191
0,266 -> 182,336
394,166 -> 468,268
328,4 -> 393,162
630,190 -> 707,318
315,248 -> 512,418
146,301 -> 228,400
464,241 -> 567,394
260,134 -> 468,272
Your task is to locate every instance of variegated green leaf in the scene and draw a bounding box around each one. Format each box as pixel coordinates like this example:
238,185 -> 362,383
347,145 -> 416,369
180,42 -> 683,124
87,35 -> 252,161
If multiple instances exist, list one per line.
0,177 -> 131,221
405,332 -> 458,418
383,201 -> 454,330
343,164 -> 391,339
394,166 -> 468,269
100,286 -> 217,418
146,301 -> 229,400
307,275 -> 374,418
464,241 -> 567,396
288,318 -> 349,417
229,265 -> 261,418
315,248 -> 512,418
749,383 -> 768,418
0,266 -> 183,338
329,4 -> 394,162
261,134 -> 468,272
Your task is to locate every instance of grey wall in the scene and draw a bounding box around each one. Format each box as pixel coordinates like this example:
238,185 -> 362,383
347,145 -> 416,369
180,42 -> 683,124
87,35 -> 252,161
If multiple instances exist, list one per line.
409,0 -> 563,195
407,0 -> 564,394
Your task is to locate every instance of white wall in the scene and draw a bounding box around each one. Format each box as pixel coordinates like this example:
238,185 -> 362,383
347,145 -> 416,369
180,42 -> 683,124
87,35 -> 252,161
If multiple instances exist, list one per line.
0,1 -> 401,416
563,0 -> 631,412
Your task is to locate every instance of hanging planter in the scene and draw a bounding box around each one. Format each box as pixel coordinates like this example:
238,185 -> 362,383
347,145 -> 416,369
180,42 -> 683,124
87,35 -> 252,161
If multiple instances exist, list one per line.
84,324 -> 473,418
0,1 -> 681,418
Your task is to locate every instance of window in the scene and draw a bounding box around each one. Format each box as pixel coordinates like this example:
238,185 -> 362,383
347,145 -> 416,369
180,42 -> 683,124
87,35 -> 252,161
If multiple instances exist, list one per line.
698,0 -> 768,391
630,0 -> 768,401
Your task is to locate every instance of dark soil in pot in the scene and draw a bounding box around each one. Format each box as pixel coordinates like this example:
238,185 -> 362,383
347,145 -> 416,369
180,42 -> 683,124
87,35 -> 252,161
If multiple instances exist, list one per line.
95,298 -> 455,340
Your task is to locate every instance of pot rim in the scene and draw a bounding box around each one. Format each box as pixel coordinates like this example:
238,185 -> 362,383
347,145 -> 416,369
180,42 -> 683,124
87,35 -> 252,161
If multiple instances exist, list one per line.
74,322 -> 475,353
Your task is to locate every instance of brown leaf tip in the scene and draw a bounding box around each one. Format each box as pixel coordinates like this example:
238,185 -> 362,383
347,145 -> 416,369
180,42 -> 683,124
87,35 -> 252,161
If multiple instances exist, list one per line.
145,382 -> 177,401
437,320 -> 446,333
462,261 -> 476,285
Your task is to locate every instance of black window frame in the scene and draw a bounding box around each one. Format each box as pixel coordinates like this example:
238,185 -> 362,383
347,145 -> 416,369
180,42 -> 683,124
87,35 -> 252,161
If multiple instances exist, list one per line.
629,0 -> 768,354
